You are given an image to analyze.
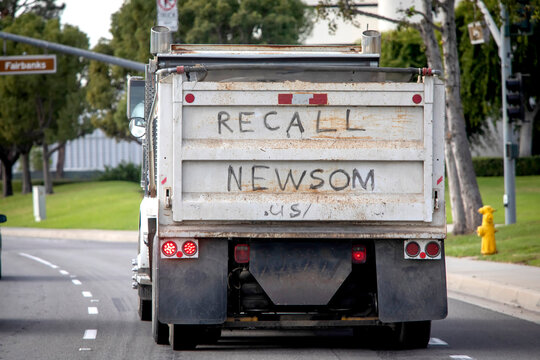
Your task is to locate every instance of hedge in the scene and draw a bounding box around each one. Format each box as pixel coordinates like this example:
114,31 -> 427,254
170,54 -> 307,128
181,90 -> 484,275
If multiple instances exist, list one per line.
472,156 -> 540,177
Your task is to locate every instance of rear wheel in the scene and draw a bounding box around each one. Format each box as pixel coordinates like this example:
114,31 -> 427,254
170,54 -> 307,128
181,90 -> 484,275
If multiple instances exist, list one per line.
151,292 -> 168,344
138,298 -> 151,321
170,325 -> 221,350
393,320 -> 431,349
152,312 -> 169,345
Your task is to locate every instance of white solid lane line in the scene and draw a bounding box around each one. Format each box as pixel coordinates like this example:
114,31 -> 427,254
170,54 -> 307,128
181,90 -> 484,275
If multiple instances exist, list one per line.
88,307 -> 98,315
72,279 -> 82,285
82,291 -> 92,298
19,253 -> 59,269
83,329 -> 97,340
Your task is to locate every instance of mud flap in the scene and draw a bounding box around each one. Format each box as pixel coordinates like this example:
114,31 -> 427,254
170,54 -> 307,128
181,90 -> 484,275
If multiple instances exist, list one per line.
375,240 -> 447,322
157,238 -> 227,324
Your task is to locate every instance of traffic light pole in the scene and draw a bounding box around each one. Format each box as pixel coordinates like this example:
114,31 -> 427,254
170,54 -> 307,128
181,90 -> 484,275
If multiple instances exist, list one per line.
500,6 -> 517,224
477,1 -> 516,224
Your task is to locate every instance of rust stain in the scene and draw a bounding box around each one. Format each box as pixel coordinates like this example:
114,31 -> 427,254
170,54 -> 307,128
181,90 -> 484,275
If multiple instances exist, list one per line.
171,44 -> 362,55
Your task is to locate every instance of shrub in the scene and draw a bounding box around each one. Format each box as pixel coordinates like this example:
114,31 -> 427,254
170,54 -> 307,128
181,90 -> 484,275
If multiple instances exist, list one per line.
99,162 -> 140,183
473,156 -> 540,176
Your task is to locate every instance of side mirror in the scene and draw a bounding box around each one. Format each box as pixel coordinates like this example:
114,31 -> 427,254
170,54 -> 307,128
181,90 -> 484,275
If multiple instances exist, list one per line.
127,76 -> 145,119
0,214 -> 6,223
129,117 -> 146,138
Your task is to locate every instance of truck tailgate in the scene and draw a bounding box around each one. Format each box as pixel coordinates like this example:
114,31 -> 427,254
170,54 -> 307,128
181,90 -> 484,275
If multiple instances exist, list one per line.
160,79 -> 439,223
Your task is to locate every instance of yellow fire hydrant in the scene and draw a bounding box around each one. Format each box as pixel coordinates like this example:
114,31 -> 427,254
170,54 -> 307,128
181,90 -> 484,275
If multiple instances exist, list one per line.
477,205 -> 497,255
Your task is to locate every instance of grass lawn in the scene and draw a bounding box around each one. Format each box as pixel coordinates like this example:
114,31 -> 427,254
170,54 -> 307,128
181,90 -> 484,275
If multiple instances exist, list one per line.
0,181 -> 142,230
445,175 -> 540,267
446,221 -> 540,267
445,176 -> 540,224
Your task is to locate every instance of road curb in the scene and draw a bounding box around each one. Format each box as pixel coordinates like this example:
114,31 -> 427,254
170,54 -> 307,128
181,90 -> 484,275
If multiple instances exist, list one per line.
2,227 -> 137,243
447,272 -> 540,315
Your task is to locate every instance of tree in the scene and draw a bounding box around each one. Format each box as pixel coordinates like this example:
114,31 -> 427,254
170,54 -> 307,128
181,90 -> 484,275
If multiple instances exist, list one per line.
86,0 -> 313,141
0,0 -> 67,196
379,28 -> 427,68
0,13 -> 90,195
456,0 -> 540,156
178,0 -> 312,44
318,0 -> 484,234
0,0 -> 65,19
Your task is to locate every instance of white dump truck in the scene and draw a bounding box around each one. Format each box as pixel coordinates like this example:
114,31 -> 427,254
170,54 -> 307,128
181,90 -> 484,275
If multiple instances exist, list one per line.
129,27 -> 447,350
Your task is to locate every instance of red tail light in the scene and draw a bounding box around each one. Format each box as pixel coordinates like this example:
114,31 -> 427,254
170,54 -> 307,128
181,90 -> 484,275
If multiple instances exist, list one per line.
352,245 -> 367,264
425,241 -> 441,258
182,240 -> 198,256
234,244 -> 250,264
405,241 -> 420,257
404,240 -> 442,260
162,240 -> 177,257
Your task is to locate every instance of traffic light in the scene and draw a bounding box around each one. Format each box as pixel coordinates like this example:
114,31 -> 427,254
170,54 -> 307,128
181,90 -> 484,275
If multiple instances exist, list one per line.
510,0 -> 534,35
506,73 -> 524,122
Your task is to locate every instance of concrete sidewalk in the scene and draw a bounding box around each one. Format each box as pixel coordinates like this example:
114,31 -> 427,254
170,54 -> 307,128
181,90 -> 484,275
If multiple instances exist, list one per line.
446,256 -> 540,323
3,227 -> 540,323
2,227 -> 138,243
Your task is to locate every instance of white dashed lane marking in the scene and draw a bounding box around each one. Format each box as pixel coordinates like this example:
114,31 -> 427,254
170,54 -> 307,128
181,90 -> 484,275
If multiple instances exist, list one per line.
88,307 -> 99,315
429,337 -> 449,346
19,253 -> 59,269
83,329 -> 97,340
17,253 -> 100,349
450,356 -> 475,360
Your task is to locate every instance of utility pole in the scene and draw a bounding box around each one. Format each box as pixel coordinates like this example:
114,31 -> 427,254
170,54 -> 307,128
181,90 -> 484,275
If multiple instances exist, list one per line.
476,1 -> 516,224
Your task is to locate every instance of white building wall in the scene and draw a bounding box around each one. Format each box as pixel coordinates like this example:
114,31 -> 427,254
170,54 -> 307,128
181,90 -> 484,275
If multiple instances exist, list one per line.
50,128 -> 141,171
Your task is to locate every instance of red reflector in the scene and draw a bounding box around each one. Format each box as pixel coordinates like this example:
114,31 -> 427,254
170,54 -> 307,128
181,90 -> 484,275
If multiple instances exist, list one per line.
412,94 -> 422,104
425,241 -> 441,257
162,241 -> 177,257
185,93 -> 195,103
405,241 -> 420,257
234,244 -> 250,264
352,245 -> 367,264
182,240 -> 198,256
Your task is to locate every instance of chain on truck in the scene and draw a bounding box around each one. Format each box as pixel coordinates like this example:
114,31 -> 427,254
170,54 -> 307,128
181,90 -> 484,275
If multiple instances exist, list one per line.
128,26 -> 447,351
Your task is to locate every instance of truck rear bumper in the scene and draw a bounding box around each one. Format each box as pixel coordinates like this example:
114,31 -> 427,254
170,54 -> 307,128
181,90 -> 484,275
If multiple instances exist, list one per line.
159,223 -> 446,240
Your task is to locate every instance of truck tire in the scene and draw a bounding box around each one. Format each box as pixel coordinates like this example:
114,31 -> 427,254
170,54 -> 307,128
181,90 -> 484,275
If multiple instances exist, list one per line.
152,315 -> 169,345
138,298 -> 151,321
393,320 -> 431,349
138,285 -> 152,321
170,325 -> 221,350
152,297 -> 169,345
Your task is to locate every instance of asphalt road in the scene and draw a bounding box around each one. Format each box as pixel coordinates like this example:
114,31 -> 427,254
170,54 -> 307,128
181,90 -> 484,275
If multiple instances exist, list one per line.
1,236 -> 539,360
